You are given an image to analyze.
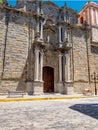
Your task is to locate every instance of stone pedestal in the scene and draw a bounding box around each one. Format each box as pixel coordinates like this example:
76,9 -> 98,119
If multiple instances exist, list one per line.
33,81 -> 43,95
65,82 -> 73,95
56,82 -> 67,94
26,81 -> 34,95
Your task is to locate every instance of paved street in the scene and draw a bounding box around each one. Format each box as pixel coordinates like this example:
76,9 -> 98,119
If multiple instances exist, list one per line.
0,98 -> 98,130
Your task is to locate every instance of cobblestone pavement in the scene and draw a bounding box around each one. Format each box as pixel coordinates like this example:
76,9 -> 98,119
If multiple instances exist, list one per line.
0,98 -> 98,130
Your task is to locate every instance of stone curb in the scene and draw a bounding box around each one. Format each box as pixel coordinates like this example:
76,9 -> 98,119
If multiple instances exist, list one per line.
0,95 -> 98,102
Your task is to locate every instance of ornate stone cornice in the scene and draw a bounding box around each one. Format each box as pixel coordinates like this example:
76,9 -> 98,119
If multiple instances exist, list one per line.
57,21 -> 91,30
33,39 -> 46,49
55,43 -> 72,52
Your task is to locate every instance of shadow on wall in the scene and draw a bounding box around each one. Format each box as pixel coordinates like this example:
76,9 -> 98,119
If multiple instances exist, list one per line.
69,103 -> 98,120
0,7 -> 34,93
16,61 -> 27,92
16,48 -> 34,92
16,16 -> 34,93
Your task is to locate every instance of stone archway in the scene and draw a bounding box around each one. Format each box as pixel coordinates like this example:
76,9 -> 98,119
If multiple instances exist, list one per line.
43,66 -> 54,93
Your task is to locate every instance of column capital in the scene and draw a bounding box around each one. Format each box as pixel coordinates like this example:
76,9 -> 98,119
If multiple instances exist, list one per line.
58,51 -> 63,57
40,19 -> 46,25
35,47 -> 40,53
35,50 -> 40,55
40,51 -> 44,55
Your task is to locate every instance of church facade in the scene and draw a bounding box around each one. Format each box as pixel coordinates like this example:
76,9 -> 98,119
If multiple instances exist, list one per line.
0,0 -> 98,95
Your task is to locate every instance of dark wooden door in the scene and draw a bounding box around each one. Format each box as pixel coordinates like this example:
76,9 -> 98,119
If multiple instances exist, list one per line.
43,66 -> 54,93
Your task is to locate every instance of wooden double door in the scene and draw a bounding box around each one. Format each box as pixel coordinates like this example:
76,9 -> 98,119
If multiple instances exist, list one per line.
43,66 -> 54,93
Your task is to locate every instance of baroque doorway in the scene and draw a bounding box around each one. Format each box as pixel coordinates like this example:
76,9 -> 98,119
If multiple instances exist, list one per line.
43,66 -> 54,93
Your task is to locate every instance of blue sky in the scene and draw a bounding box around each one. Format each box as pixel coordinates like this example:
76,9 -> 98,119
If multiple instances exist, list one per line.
7,0 -> 98,12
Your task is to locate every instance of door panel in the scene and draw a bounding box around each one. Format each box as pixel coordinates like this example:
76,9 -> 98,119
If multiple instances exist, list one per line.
43,66 -> 54,93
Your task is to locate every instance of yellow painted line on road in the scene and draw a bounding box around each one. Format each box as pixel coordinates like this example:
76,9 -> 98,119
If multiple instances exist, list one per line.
0,95 -> 98,102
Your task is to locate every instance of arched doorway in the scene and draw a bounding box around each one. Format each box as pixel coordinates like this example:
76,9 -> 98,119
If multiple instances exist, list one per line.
43,66 -> 54,93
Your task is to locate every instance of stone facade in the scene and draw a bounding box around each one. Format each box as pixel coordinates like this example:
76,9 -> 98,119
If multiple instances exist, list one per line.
0,1 -> 98,95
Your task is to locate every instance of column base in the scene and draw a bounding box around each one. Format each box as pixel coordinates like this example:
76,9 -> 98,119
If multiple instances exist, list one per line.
56,81 -> 73,94
33,81 -> 43,95
56,82 -> 67,94
26,81 -> 34,95
65,81 -> 73,95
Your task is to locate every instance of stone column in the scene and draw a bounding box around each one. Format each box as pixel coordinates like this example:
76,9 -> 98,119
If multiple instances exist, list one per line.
83,12 -> 86,22
68,32 -> 70,43
36,2 -> 40,35
65,30 -> 67,42
40,19 -> 46,40
96,10 -> 98,25
40,22 -> 43,40
23,0 -> 26,12
87,8 -> 90,24
91,8 -> 94,25
64,8 -> 66,21
59,26 -> 61,43
59,52 -> 63,82
65,51 -> 73,94
65,51 -> 71,82
36,19 -> 40,35
40,51 -> 44,81
94,9 -> 96,25
37,2 -> 40,15
34,47 -> 40,81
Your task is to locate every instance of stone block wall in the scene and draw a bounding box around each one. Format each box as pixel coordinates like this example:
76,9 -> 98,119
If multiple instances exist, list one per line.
72,26 -> 98,93
73,28 -> 89,81
90,48 -> 98,73
0,10 -> 5,80
92,27 -> 98,43
3,23 -> 28,77
0,9 -> 35,93
72,27 -> 91,93
90,47 -> 98,94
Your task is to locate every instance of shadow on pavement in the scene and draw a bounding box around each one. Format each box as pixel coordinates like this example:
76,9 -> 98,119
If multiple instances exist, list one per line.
69,104 -> 98,119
